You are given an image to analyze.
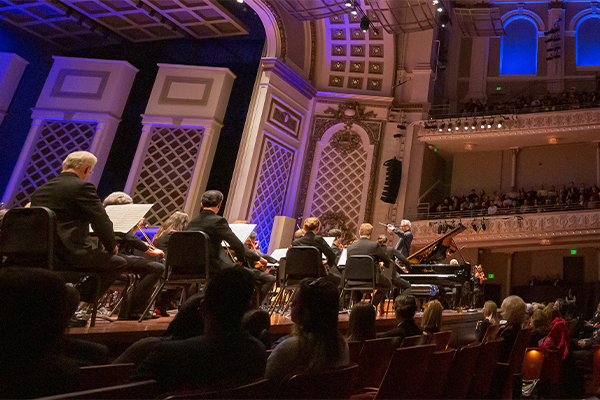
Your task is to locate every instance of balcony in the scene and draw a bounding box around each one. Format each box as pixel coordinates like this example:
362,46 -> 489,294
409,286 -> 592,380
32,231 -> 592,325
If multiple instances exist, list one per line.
410,208 -> 600,250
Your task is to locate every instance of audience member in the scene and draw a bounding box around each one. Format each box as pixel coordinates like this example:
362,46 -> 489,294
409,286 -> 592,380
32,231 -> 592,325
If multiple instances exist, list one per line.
346,303 -> 377,342
378,294 -> 423,347
529,308 -> 551,347
265,277 -> 349,387
0,268 -> 82,398
498,295 -> 526,362
134,267 -> 266,391
242,309 -> 272,350
421,300 -> 443,335
475,300 -> 500,342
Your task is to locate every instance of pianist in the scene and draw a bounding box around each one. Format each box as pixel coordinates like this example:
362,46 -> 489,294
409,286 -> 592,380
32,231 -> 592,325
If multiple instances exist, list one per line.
376,235 -> 411,297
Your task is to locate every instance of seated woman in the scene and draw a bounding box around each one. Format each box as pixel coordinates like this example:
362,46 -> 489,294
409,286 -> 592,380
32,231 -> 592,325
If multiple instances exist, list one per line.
346,302 -> 377,342
422,300 -> 443,335
475,300 -> 500,342
265,278 -> 349,387
498,295 -> 526,362
151,211 -> 190,256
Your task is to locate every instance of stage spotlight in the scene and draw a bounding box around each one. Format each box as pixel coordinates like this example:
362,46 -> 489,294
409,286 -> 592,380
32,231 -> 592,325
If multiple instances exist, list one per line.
360,16 -> 370,32
440,13 -> 449,27
486,120 -> 492,128
481,220 -> 487,231
455,121 -> 461,130
471,220 -> 478,231
447,123 -> 452,131
351,9 -> 358,15
438,223 -> 443,234
442,222 -> 449,233
237,0 -> 244,3
471,121 -> 476,129
345,1 -> 353,7
432,0 -> 439,4
497,118 -> 503,128
439,123 -> 445,132
480,121 -> 485,129
437,7 -> 443,12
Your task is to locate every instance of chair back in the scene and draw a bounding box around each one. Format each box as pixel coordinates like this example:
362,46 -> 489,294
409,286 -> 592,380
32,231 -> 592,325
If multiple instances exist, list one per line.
163,378 -> 269,399
355,337 -> 396,390
508,327 -> 532,375
441,342 -> 482,399
467,338 -> 503,399
79,363 -> 135,391
399,334 -> 430,348
431,330 -> 452,351
482,324 -> 501,342
165,231 -> 210,279
285,246 -> 325,281
347,340 -> 364,364
344,255 -> 375,282
593,344 -> 600,393
38,380 -> 156,400
521,347 -> 544,381
276,364 -> 358,399
377,344 -> 436,399
419,348 -> 456,400
0,207 -> 56,269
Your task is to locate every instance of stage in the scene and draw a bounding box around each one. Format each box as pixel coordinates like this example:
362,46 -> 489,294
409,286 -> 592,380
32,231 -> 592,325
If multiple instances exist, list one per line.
67,305 -> 483,358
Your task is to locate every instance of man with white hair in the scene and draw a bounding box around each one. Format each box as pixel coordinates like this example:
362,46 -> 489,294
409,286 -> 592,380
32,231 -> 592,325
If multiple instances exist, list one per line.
30,151 -> 127,304
387,219 -> 413,258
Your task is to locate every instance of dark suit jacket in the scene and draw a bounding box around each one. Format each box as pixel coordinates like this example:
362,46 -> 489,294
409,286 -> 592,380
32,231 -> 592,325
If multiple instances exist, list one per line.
382,245 -> 410,269
291,231 -> 337,267
392,228 -> 413,257
377,319 -> 423,345
30,172 -> 117,267
186,209 -> 258,272
347,237 -> 392,266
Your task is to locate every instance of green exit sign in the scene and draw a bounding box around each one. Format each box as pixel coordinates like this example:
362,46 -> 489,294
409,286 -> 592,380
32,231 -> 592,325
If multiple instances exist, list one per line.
571,249 -> 577,255
496,87 -> 502,91
488,274 -> 494,279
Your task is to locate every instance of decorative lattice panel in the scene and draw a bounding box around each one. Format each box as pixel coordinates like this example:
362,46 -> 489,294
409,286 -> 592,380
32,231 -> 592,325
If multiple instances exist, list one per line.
249,139 -> 295,251
8,120 -> 97,208
310,141 -> 368,234
131,126 -> 204,225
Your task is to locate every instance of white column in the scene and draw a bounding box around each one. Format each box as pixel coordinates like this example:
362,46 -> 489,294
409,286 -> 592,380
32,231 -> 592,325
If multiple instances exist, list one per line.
510,147 -> 520,189
505,252 -> 514,299
0,53 -> 28,128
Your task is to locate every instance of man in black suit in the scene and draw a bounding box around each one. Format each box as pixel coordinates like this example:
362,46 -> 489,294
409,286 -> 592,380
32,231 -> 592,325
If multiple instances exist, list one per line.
186,191 -> 273,304
346,223 -> 393,313
30,151 -> 127,303
376,234 -> 411,295
377,294 -> 423,346
387,219 -> 413,258
328,228 -> 343,266
290,217 -> 341,286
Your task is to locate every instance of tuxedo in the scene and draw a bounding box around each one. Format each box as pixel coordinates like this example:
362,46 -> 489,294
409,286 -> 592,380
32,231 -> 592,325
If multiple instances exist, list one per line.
346,237 -> 392,308
291,232 -> 341,286
186,209 -> 259,274
30,172 -> 127,301
392,227 -> 413,257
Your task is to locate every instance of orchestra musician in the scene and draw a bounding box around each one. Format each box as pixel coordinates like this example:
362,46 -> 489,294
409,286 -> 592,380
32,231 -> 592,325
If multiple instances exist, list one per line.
471,265 -> 486,309
186,191 -> 274,305
291,217 -> 341,287
328,228 -> 343,266
244,232 -> 276,265
347,224 -> 393,315
102,192 -> 166,320
376,235 -> 411,296
293,228 -> 305,241
29,151 -> 127,306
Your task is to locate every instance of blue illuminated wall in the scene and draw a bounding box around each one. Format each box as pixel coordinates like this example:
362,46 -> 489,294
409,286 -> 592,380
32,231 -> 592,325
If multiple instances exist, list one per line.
500,16 -> 538,75
576,15 -> 600,66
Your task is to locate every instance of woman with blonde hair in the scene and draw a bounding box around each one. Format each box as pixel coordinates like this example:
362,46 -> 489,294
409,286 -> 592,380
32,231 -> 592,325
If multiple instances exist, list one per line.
475,300 -> 500,342
497,295 -> 526,362
421,300 -> 443,334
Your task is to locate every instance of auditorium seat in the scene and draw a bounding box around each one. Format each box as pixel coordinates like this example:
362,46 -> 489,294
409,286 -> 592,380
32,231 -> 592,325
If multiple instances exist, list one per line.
162,378 -> 269,399
418,348 -> 456,400
275,364 -> 358,399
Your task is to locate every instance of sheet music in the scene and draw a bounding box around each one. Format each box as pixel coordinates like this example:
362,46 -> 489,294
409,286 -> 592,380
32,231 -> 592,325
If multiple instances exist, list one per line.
323,237 -> 335,247
221,223 -> 256,247
338,248 -> 348,266
104,204 -> 153,233
270,248 -> 288,262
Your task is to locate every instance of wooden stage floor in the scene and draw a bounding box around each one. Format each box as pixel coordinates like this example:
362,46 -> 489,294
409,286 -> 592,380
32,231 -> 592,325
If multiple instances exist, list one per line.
67,305 -> 483,355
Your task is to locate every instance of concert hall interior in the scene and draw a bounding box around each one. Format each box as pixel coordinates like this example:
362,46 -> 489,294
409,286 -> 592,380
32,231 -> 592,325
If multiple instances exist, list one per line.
2,0 -> 600,398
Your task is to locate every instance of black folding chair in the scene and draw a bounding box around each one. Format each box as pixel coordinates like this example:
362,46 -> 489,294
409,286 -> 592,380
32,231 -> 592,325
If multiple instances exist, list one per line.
0,207 -> 103,327
139,231 -> 210,322
342,255 -> 376,308
272,246 -> 324,314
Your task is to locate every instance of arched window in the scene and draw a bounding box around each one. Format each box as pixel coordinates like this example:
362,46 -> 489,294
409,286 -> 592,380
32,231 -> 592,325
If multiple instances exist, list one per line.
500,16 -> 538,75
576,15 -> 600,66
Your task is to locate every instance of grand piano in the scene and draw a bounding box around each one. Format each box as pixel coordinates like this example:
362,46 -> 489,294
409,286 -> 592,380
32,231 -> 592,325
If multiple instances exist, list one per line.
400,224 -> 471,289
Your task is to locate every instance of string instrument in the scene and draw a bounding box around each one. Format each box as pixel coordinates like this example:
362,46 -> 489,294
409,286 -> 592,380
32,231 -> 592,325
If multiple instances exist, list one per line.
474,265 -> 487,285
135,219 -> 158,251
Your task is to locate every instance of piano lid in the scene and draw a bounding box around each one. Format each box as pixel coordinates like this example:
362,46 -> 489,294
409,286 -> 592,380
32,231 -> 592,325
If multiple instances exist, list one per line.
407,224 -> 467,264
